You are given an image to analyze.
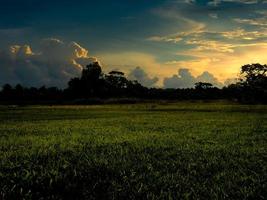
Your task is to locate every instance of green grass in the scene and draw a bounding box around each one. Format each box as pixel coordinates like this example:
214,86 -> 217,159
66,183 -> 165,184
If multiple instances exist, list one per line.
0,102 -> 266,199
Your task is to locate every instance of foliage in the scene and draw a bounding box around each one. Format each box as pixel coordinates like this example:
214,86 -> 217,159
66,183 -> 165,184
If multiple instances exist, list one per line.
195,82 -> 214,90
240,63 -> 267,85
0,63 -> 266,104
234,63 -> 267,103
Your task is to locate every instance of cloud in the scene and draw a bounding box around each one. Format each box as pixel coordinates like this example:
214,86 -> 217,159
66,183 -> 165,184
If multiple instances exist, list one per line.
148,35 -> 183,43
96,49 -> 245,88
128,67 -> 159,87
163,68 -> 223,88
163,69 -> 196,88
184,0 -> 196,4
186,39 -> 235,53
0,39 -> 97,88
224,78 -> 238,85
149,27 -> 267,48
196,71 -> 223,87
234,18 -> 267,26
148,24 -> 267,79
97,52 -> 174,84
208,0 -> 258,6
209,13 -> 218,19
151,6 -> 206,35
233,6 -> 267,27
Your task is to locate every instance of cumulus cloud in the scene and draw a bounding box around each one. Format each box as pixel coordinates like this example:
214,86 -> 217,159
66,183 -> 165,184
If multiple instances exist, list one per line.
163,68 -> 223,88
0,38 -> 97,88
224,78 -> 238,85
128,67 -> 159,87
196,71 -> 223,87
163,69 -> 196,88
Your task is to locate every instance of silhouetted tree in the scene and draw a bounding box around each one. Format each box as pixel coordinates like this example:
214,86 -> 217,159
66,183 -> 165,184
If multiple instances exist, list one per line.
108,71 -> 125,76
81,62 -> 103,83
105,70 -> 129,96
81,62 -> 105,97
236,63 -> 267,103
67,77 -> 84,98
2,84 -> 12,93
0,63 -> 266,104
240,64 -> 267,88
195,82 -> 213,90
65,62 -> 106,98
221,63 -> 267,103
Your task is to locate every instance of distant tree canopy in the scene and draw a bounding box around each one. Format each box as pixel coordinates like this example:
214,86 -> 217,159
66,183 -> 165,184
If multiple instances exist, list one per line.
0,63 -> 266,104
66,62 -> 146,99
108,71 -> 125,76
195,82 -> 214,90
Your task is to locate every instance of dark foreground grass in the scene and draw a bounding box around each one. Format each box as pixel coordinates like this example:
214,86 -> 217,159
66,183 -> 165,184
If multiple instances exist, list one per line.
0,102 -> 266,199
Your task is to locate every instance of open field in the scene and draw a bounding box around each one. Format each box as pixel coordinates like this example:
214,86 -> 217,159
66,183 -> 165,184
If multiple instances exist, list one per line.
0,102 -> 266,199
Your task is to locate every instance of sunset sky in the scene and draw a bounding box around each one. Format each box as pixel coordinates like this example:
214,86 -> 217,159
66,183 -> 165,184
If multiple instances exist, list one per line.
1,0 -> 267,88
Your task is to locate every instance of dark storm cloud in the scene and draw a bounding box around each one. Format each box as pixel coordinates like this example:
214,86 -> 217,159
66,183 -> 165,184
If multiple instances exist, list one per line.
0,39 -> 97,88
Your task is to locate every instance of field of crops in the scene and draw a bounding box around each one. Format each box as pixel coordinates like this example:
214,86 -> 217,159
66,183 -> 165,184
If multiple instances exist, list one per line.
0,102 -> 266,199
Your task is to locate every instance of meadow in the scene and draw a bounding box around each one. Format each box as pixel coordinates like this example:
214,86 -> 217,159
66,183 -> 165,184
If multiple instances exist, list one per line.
0,102 -> 266,199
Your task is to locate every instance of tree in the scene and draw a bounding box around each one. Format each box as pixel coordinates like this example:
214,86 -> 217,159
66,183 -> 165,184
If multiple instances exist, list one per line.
195,82 -> 213,90
108,71 -> 125,76
0,84 -> 13,100
234,63 -> 267,103
83,62 -> 105,96
2,84 -> 12,93
240,63 -> 267,88
67,77 -> 83,97
81,62 -> 103,83
106,71 -> 128,89
67,61 -> 105,97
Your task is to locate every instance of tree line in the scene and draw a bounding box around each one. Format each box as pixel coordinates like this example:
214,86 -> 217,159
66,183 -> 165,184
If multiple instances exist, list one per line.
0,62 -> 266,104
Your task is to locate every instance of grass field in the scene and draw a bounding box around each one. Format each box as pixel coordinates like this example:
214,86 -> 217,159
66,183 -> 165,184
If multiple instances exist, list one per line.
0,102 -> 266,199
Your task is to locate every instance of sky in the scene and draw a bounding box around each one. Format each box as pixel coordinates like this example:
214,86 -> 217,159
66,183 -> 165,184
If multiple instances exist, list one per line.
1,0 -> 267,88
